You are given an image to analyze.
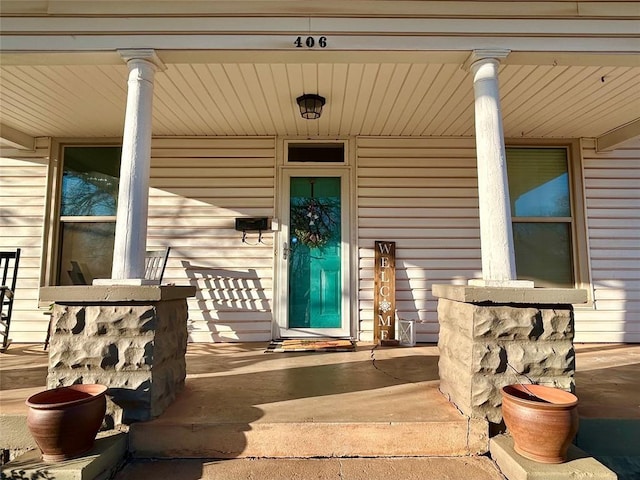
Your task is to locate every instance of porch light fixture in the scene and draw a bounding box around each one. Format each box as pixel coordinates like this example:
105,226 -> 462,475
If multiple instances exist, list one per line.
296,94 -> 325,119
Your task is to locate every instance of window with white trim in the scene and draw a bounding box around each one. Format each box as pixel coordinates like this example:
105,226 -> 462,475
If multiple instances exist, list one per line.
506,146 -> 589,289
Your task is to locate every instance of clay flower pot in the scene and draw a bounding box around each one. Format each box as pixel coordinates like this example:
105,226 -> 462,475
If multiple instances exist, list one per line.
501,384 -> 579,464
26,384 -> 107,462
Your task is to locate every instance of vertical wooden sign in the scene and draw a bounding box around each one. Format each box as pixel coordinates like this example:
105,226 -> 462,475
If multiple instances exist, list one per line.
374,241 -> 396,343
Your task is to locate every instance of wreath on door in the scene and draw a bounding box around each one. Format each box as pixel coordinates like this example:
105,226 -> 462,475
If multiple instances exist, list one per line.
291,179 -> 339,248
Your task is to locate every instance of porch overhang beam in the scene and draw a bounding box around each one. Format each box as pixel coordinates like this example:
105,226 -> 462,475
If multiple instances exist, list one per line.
596,119 -> 640,152
1,50 -> 638,69
1,34 -> 637,54
0,123 -> 35,150
3,1 -> 640,17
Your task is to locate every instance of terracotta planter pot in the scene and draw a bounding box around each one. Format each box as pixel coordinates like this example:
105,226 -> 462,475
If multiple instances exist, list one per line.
26,384 -> 107,462
501,384 -> 579,464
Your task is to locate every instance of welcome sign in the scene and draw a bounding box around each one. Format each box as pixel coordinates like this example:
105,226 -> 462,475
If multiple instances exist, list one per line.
374,241 -> 396,343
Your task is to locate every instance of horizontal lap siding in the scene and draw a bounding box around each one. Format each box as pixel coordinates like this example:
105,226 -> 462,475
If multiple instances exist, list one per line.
149,137 -> 276,342
0,139 -> 50,343
6,135 -> 636,346
578,138 -> 640,342
356,137 -> 481,343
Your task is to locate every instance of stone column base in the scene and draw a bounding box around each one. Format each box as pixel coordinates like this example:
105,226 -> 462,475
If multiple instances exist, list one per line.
40,285 -> 196,427
433,285 -> 587,424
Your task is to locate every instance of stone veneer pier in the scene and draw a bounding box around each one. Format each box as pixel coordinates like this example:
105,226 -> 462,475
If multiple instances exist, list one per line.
40,285 -> 195,427
433,285 -> 587,424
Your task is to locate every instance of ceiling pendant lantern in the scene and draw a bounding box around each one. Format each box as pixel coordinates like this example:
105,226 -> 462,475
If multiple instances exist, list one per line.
296,94 -> 326,119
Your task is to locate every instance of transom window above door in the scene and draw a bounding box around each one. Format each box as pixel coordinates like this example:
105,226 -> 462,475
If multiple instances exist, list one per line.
287,142 -> 345,163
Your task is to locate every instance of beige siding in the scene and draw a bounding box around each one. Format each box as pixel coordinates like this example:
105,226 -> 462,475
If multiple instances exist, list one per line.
0,138 -> 50,343
356,137 -> 481,342
357,136 -> 640,344
0,137 -> 276,344
3,134 -> 638,345
577,138 -> 640,342
148,137 -> 276,342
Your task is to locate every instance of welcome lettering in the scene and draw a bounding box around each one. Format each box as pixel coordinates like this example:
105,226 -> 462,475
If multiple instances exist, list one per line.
373,241 -> 396,343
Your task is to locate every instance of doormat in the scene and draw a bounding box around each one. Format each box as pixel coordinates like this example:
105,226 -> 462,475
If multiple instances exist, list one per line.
265,338 -> 356,353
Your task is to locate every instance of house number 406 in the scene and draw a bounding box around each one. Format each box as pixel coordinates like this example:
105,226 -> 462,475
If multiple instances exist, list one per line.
294,36 -> 327,48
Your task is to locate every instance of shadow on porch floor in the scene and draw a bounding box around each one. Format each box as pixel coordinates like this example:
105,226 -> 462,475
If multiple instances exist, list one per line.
129,343 -> 487,458
1,342 -> 638,460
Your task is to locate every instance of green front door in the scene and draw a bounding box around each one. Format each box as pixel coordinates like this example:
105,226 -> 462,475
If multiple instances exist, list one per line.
288,177 -> 342,329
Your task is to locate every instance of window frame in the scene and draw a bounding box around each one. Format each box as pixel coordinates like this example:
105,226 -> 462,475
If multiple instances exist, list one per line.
505,138 -> 591,298
41,139 -> 121,289
284,139 -> 350,166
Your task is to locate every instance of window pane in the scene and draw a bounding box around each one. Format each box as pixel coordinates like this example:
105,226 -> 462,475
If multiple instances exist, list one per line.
58,222 -> 115,285
507,148 -> 570,217
61,146 -> 121,216
513,223 -> 573,288
288,144 -> 344,162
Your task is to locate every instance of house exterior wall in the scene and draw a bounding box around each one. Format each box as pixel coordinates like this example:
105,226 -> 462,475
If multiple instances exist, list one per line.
0,138 -> 50,343
1,135 -> 638,343
576,138 -> 640,342
356,137 -> 481,342
148,137 -> 276,342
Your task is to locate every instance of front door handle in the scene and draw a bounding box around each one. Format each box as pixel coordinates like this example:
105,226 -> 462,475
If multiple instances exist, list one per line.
283,241 -> 290,260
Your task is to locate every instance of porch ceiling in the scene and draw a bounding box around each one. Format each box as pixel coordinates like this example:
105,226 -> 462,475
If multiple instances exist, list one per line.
1,57 -> 639,143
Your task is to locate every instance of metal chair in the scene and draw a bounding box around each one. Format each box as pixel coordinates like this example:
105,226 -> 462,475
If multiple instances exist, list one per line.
1,248 -> 21,351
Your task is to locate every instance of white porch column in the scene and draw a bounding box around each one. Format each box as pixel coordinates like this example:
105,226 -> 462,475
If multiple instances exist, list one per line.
110,50 -> 164,281
468,50 -> 532,287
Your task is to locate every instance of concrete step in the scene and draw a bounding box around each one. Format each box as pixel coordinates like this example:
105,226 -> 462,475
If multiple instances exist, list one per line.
0,413 -> 37,454
129,346 -> 489,459
130,417 -> 488,458
490,435 -> 617,480
1,431 -> 127,480
490,419 -> 640,480
113,456 -> 506,480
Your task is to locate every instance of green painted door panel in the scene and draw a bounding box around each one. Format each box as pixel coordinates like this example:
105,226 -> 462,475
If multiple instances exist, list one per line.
289,177 -> 341,329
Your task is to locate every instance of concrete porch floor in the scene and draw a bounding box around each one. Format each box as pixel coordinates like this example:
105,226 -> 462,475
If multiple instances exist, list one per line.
128,342 -> 487,459
1,342 -> 639,477
2,342 -> 638,419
